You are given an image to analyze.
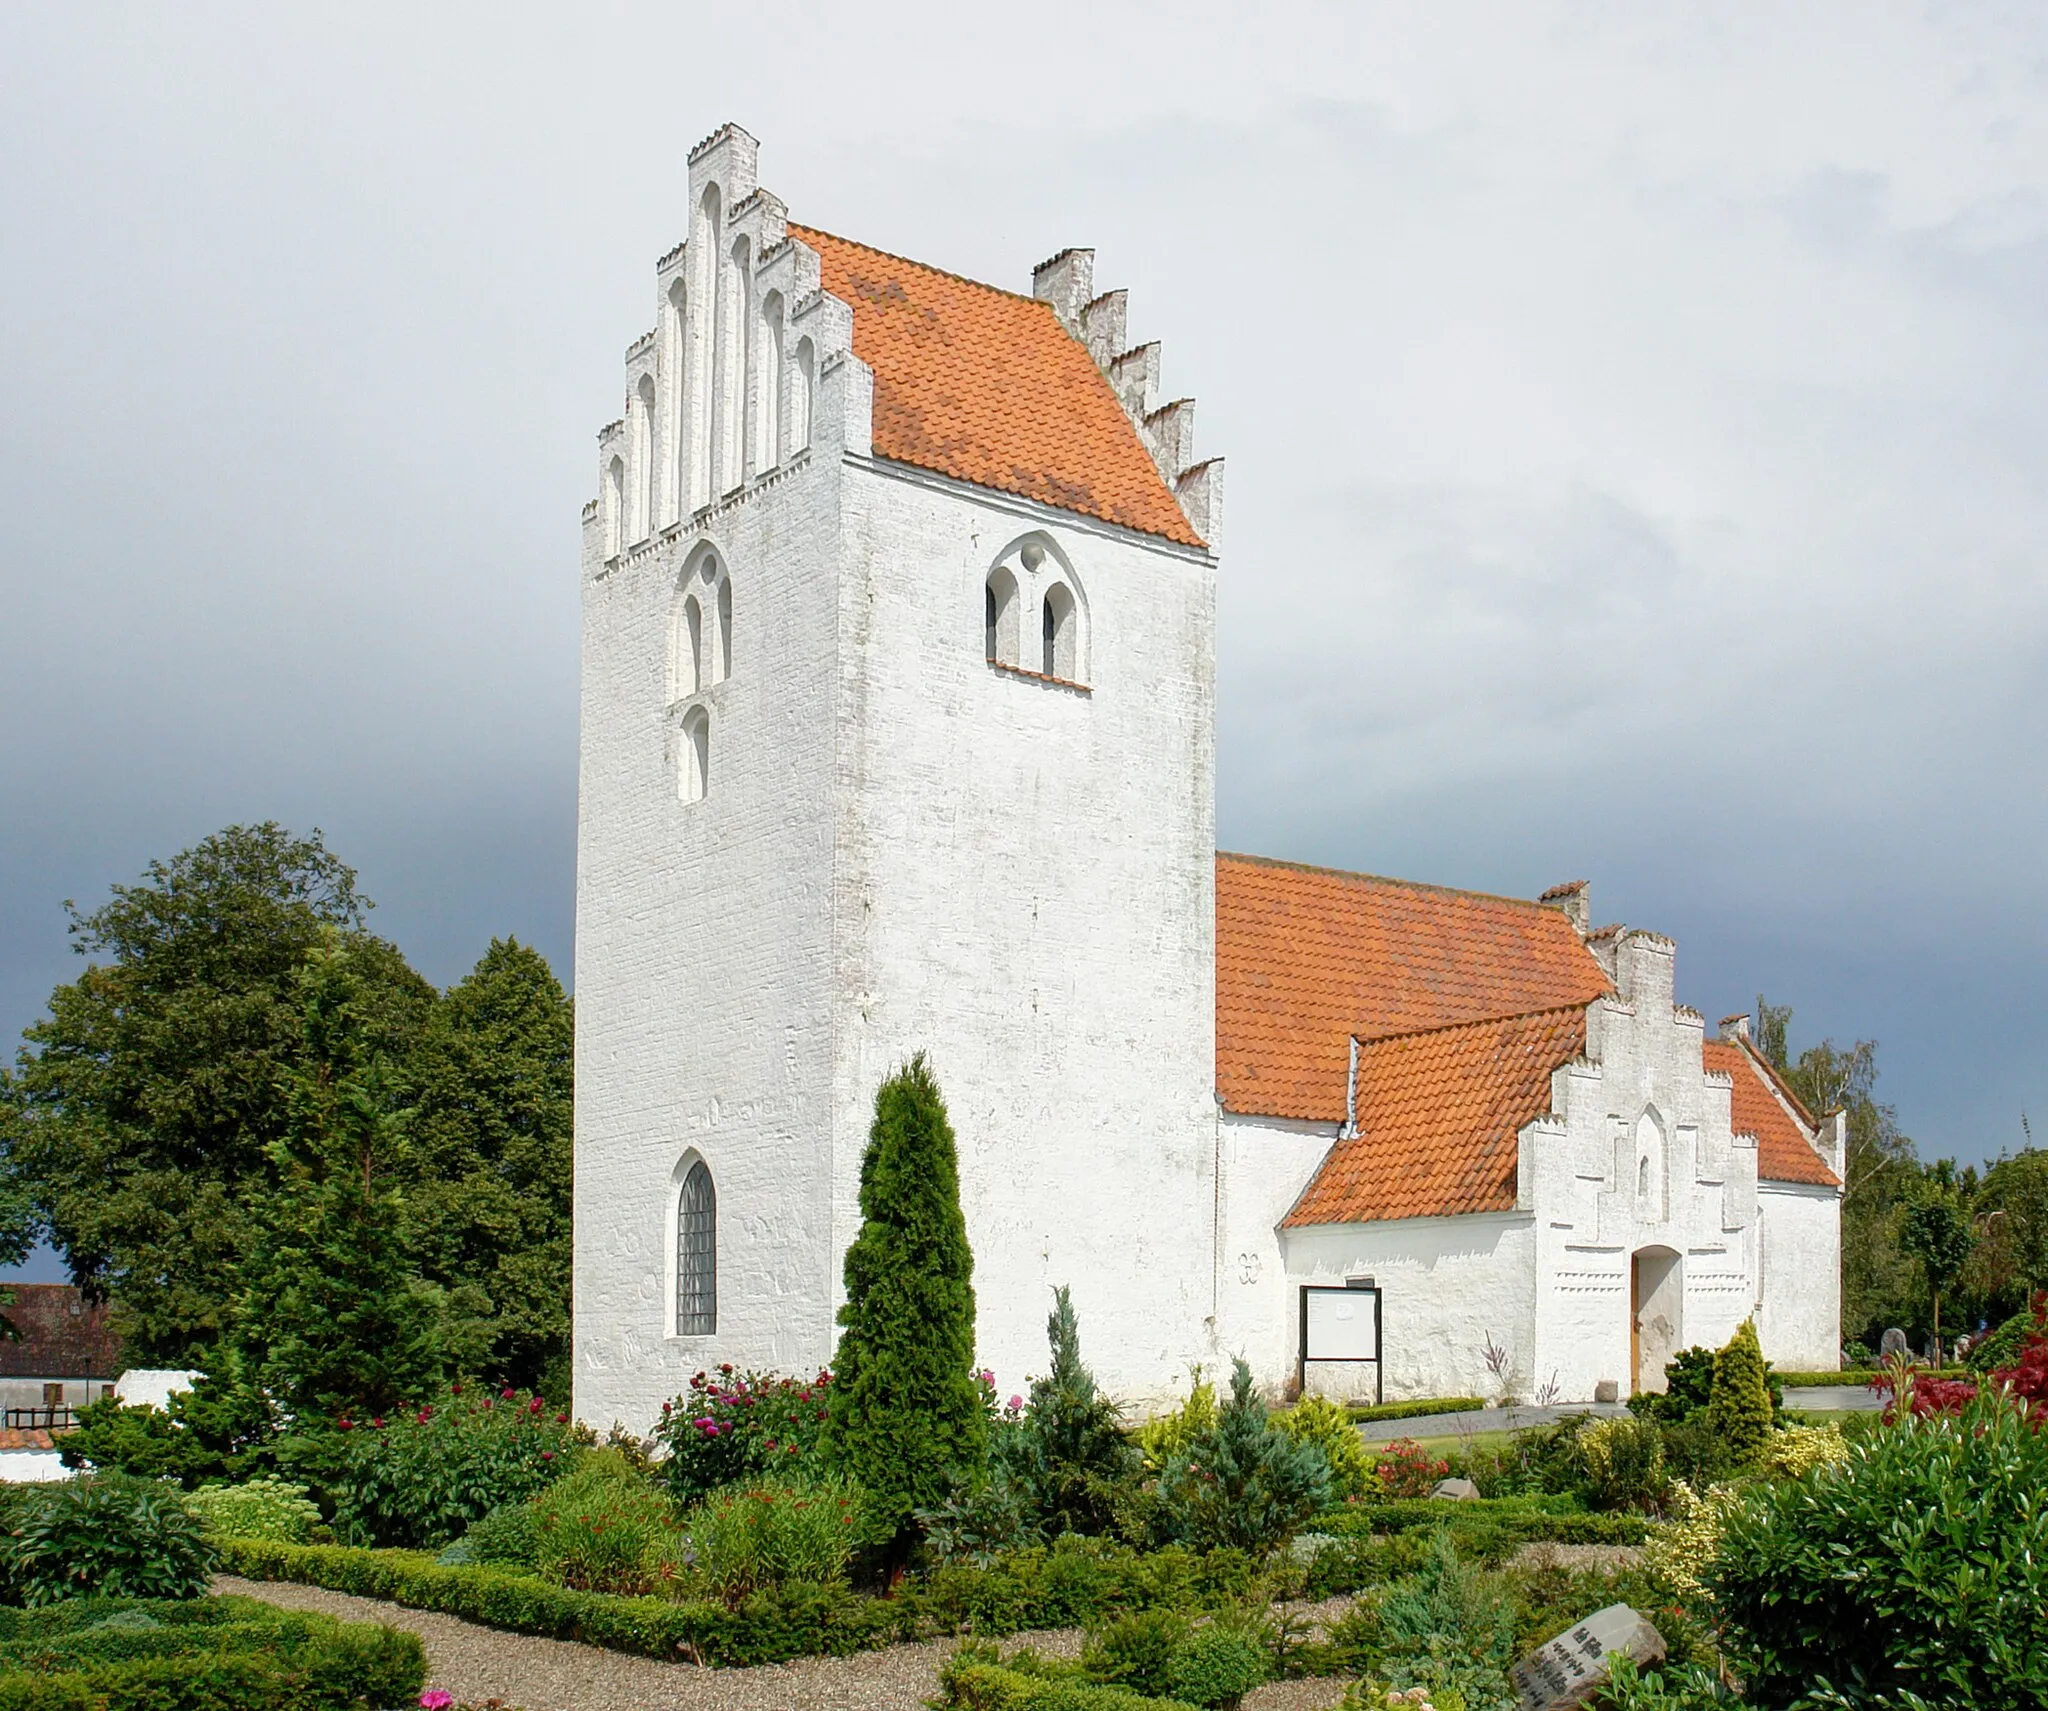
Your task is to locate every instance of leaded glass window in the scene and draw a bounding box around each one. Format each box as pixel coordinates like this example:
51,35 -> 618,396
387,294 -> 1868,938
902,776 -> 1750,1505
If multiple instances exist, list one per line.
677,1161 -> 716,1335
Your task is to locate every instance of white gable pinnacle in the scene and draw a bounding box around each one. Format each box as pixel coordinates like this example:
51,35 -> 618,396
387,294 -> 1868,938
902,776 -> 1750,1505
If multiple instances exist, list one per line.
1033,247 -> 1224,545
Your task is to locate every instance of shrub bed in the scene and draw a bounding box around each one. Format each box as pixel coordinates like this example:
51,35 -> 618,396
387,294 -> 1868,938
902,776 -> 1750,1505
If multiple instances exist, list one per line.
222,1534 -> 1271,1667
0,1595 -> 423,1711
1344,1397 -> 1486,1423
1774,1368 -> 1964,1388
937,1658 -> 1194,1709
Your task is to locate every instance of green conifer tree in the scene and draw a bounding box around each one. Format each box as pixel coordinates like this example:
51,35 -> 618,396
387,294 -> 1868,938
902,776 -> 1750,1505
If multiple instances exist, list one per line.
1707,1318 -> 1774,1463
823,1054 -> 985,1540
231,931 -> 442,1421
1007,1285 -> 1136,1535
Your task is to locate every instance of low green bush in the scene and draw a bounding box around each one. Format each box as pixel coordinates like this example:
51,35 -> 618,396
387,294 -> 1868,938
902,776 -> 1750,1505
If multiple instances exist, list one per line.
1709,1387 -> 2048,1707
188,1475 -> 322,1543
937,1652 -> 1196,1709
1080,1609 -> 1267,1708
686,1477 -> 860,1601
1151,1361 -> 1331,1553
0,1595 -> 424,1711
1272,1397 -> 1380,1500
1346,1397 -> 1486,1424
452,1498 -> 540,1570
1571,1415 -> 1667,1512
1965,1295 -> 2043,1374
0,1475 -> 217,1605
529,1453 -> 678,1594
1329,1534 -> 1517,1710
222,1532 -> 1278,1667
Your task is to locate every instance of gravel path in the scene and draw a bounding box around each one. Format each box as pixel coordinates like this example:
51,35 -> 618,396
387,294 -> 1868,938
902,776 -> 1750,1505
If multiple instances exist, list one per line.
216,1576 -> 1351,1711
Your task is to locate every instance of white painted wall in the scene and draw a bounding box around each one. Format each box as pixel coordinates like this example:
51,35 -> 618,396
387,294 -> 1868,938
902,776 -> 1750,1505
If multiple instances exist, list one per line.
1757,1182 -> 1843,1370
828,463 -> 1218,1408
577,131 -> 1219,1432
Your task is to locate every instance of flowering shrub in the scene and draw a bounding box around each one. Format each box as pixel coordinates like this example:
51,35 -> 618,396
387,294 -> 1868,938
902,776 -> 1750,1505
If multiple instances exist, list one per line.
1374,1439 -> 1450,1500
188,1474 -> 323,1542
329,1384 -> 585,1548
652,1366 -> 834,1504
683,1477 -> 862,1602
531,1453 -> 680,1595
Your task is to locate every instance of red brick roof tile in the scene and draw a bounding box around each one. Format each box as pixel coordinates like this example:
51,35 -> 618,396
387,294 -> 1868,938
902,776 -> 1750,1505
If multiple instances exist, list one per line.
792,226 -> 1204,548
1215,853 -> 1613,1122
1286,1006 -> 1586,1226
1704,1040 -> 1841,1188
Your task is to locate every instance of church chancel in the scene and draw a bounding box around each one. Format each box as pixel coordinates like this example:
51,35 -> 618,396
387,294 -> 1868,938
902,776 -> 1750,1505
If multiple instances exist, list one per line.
572,124 -> 1844,1433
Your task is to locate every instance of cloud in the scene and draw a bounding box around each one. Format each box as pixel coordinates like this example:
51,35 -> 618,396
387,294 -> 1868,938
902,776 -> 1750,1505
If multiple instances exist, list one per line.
2,1 -> 2045,1165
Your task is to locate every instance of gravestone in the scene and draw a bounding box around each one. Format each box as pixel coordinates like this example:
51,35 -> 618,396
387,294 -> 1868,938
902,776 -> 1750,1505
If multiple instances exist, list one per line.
1880,1327 -> 1909,1360
1430,1476 -> 1480,1501
1593,1379 -> 1619,1404
1511,1603 -> 1665,1711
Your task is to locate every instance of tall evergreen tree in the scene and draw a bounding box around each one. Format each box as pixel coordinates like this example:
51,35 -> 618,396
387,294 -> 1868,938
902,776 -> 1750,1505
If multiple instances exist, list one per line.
1708,1318 -> 1774,1463
230,931 -> 441,1420
0,824 -> 432,1363
401,939 -> 574,1394
823,1054 -> 985,1540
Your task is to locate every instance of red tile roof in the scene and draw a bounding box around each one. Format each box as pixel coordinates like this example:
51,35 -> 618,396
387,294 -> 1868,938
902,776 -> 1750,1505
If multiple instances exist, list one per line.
1285,1005 -> 1587,1227
0,1285 -> 122,1379
1704,1040 -> 1841,1187
1215,853 -> 1613,1122
791,226 -> 1204,548
0,1429 -> 56,1452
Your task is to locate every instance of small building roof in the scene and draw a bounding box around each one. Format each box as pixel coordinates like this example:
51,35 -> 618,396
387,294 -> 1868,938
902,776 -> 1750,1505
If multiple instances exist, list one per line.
0,1284 -> 122,1379
1703,1039 -> 1842,1188
1285,1005 -> 1588,1227
792,225 -> 1204,548
1215,852 -> 1613,1123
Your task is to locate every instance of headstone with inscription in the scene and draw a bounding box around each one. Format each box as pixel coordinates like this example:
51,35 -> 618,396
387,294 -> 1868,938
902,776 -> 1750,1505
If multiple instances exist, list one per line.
1510,1603 -> 1665,1711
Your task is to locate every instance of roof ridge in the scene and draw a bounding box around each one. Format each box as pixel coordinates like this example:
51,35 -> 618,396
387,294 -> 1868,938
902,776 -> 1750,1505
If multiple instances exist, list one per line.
787,222 -> 1049,309
1353,1001 -> 1593,1052
1216,849 -> 1588,917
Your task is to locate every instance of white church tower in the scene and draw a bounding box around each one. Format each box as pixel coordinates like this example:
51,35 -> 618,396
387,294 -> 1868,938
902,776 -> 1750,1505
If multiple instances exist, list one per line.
574,126 -> 1224,1433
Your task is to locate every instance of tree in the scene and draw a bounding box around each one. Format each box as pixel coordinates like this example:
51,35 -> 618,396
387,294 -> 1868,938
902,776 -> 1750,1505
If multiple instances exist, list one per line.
1003,1286 -> 1137,1537
1707,1318 -> 1773,1463
823,1054 -> 985,1543
1756,998 -> 1922,1348
400,940 -> 574,1395
0,825 -> 432,1363
1901,1187 -> 1974,1363
229,931 -> 442,1421
1151,1357 -> 1332,1552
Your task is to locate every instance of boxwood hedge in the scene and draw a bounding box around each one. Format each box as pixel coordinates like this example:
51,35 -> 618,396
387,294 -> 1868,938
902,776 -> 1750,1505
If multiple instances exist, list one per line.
0,1596 -> 423,1711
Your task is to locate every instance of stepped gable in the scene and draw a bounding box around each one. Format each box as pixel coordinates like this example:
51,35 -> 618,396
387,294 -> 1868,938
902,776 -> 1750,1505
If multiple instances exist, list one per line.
1285,1005 -> 1588,1226
1215,853 -> 1614,1123
1704,1040 -> 1841,1187
791,225 -> 1207,548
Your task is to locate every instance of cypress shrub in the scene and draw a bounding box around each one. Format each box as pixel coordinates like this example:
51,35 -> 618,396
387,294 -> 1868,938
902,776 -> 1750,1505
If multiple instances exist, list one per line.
823,1054 -> 986,1540
1707,1319 -> 1773,1464
1005,1288 -> 1138,1537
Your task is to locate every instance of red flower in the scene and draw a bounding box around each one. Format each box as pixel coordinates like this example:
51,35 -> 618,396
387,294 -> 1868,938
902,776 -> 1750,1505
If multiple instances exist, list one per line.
338,1418 -> 354,1431
528,1397 -> 543,1414
555,1413 -> 568,1424
501,1386 -> 515,1400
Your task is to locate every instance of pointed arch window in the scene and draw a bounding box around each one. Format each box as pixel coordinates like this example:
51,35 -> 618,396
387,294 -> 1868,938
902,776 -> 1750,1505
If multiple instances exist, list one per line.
603,456 -> 625,559
678,705 -> 709,803
676,1160 -> 716,1335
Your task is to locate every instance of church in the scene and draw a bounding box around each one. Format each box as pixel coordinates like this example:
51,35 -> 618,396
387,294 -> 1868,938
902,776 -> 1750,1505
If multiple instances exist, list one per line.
572,125 -> 1843,1434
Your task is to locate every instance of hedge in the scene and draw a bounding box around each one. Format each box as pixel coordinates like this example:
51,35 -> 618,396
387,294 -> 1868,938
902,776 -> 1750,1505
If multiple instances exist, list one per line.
1345,1397 -> 1487,1423
937,1661 -> 1195,1710
1775,1369 -> 1963,1388
220,1535 -> 1270,1668
1306,1497 -> 1647,1551
0,1596 -> 422,1711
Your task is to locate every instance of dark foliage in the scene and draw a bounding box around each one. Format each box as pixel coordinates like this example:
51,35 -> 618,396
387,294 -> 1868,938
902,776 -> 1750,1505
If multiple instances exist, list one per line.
1002,1287 -> 1140,1538
822,1055 -> 985,1539
1151,1360 -> 1330,1554
0,1475 -> 217,1605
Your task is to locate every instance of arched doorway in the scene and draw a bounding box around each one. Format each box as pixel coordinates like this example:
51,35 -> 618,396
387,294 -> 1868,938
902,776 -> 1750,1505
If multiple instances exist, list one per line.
1631,1246 -> 1682,1394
